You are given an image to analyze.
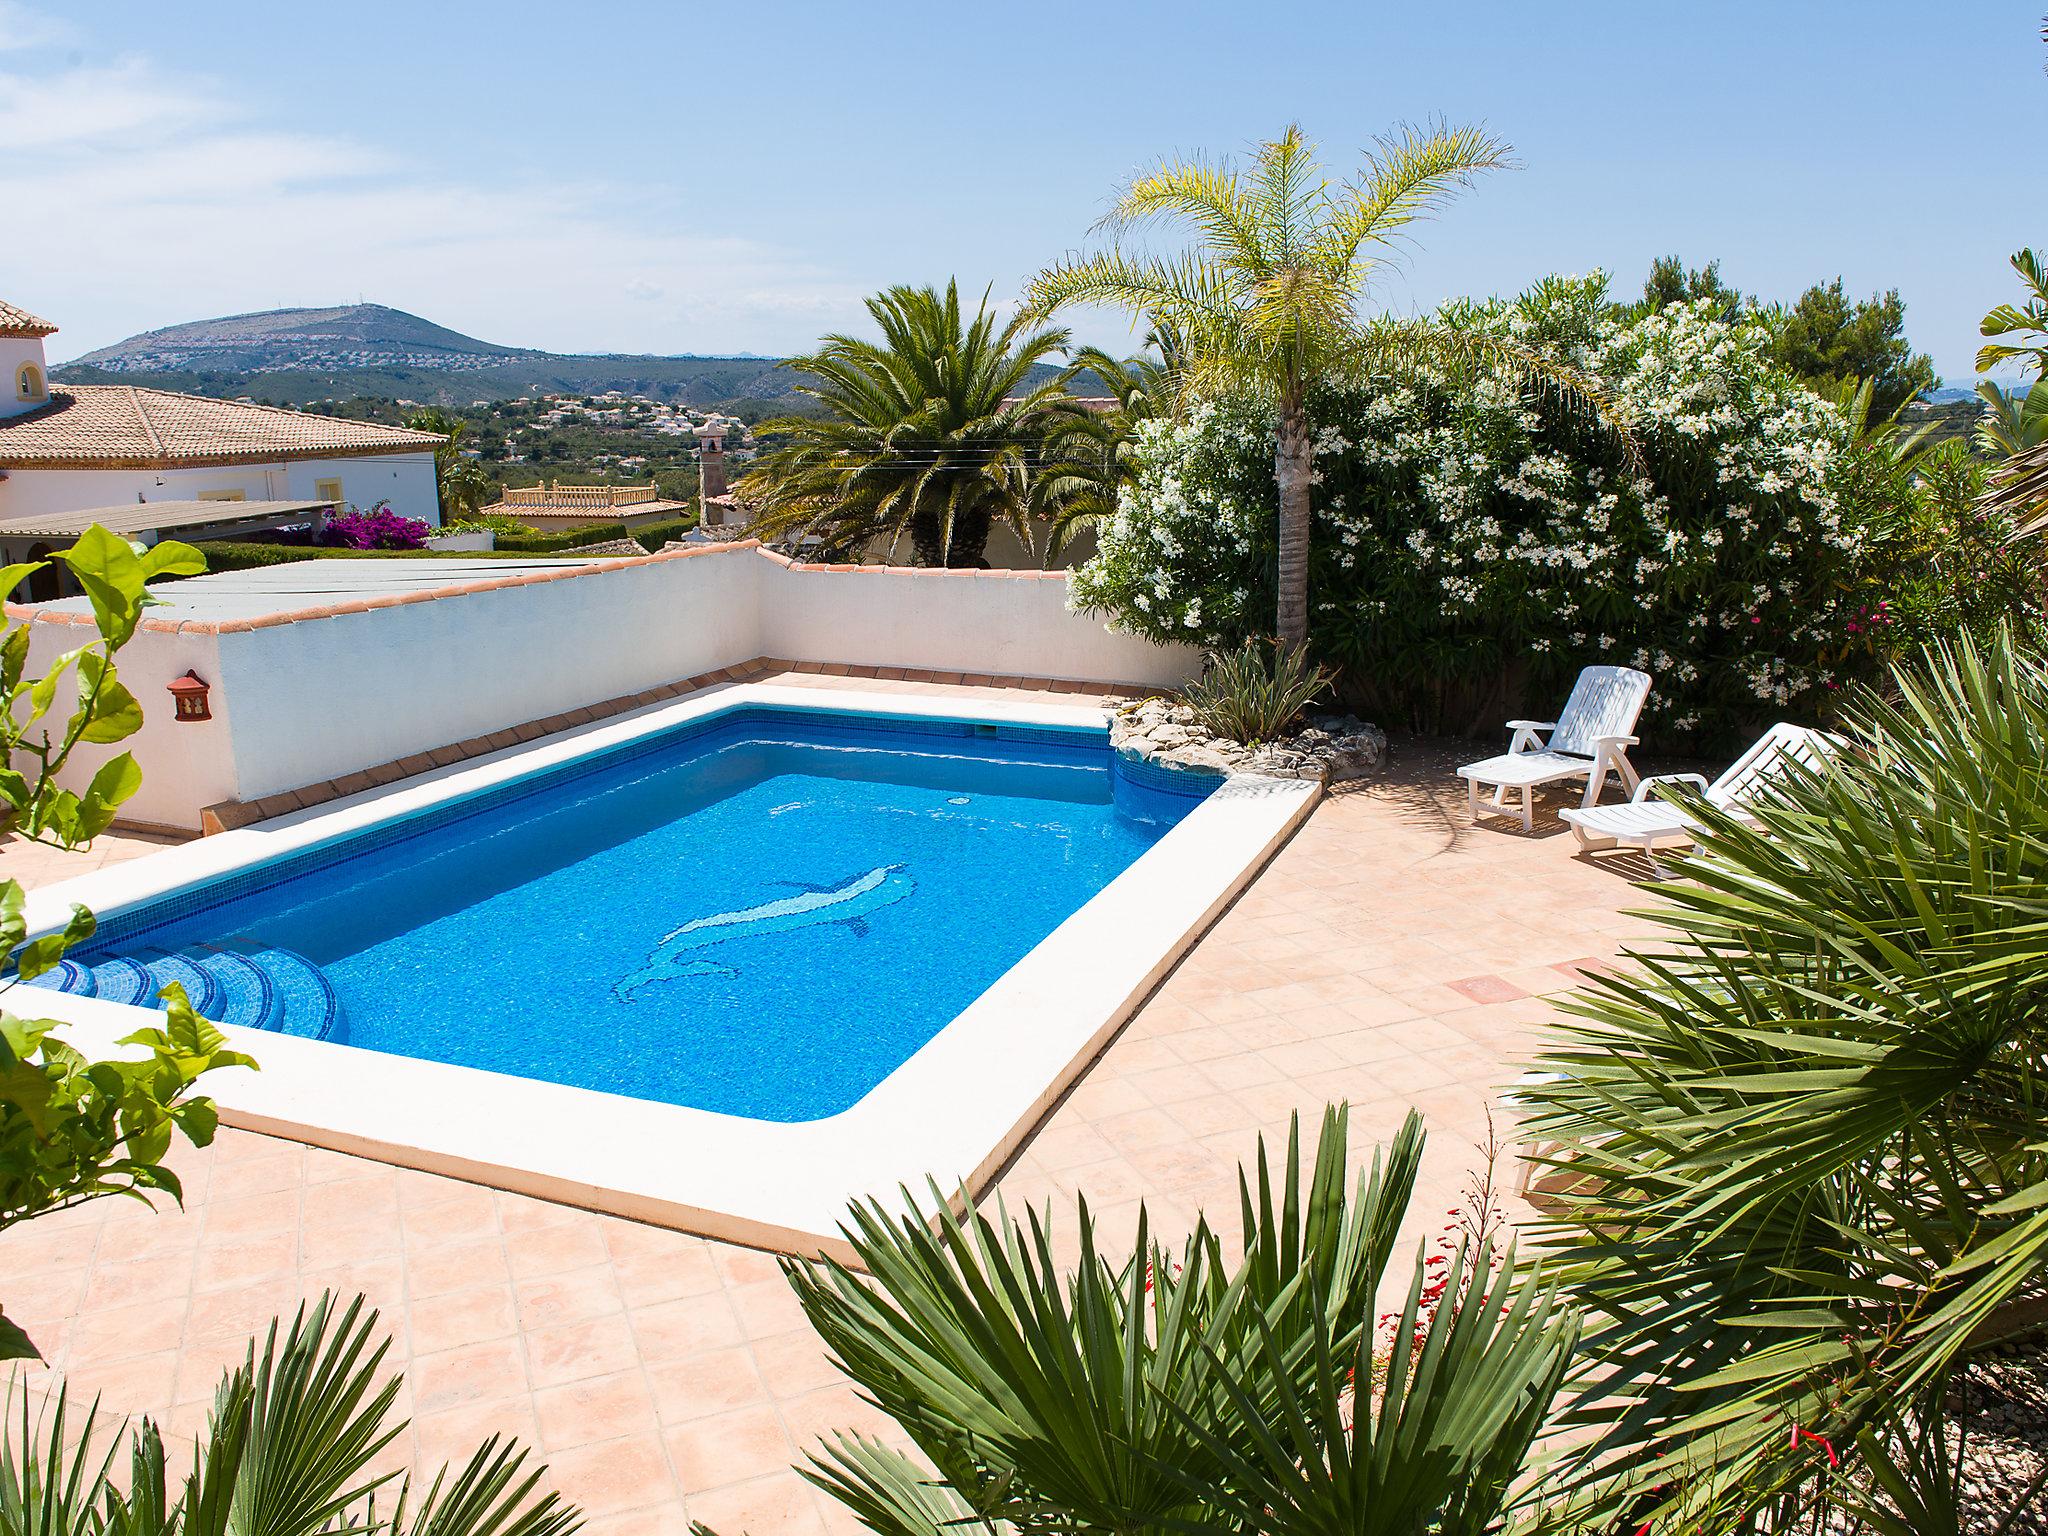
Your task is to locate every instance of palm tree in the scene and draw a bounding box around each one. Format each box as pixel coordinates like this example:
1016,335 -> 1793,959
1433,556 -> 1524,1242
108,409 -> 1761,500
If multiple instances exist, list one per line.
6,1293 -> 579,1536
404,407 -> 496,522
1032,340 -> 1174,563
776,1107 -> 1580,1536
1027,125 -> 1611,651
738,282 -> 1083,567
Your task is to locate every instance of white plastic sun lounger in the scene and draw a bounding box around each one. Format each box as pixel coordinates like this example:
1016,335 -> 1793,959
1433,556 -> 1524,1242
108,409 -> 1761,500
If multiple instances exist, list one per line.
1558,721 -> 1837,870
1457,665 -> 1653,831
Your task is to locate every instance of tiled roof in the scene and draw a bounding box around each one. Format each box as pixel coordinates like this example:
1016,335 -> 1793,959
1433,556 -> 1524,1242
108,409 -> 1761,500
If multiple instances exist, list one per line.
0,300 -> 56,338
0,387 -> 445,468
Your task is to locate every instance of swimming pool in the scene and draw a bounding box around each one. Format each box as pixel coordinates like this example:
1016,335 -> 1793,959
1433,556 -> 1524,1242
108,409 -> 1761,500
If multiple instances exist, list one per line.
22,686 -> 1316,1248
42,707 -> 1210,1120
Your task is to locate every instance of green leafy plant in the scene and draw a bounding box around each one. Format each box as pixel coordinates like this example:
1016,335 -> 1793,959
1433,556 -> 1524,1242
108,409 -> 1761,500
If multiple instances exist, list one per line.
1,1292 -> 580,1536
0,527 -> 246,1360
739,281 -> 1085,567
1976,248 -> 2048,379
1028,124 -> 1618,651
776,1107 -> 1579,1535
1178,639 -> 1334,745
1520,630 -> 2048,1531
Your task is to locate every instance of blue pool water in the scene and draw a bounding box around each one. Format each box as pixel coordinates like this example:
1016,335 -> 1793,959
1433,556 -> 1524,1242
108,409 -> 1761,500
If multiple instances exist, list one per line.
69,708 -> 1212,1120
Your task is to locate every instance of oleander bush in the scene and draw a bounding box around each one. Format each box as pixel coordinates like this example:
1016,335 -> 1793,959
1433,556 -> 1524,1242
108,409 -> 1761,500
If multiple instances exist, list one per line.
1073,274 -> 2035,748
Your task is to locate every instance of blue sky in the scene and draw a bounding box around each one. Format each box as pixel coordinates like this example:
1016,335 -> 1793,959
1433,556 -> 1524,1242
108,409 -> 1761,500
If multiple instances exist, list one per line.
2,0 -> 2042,379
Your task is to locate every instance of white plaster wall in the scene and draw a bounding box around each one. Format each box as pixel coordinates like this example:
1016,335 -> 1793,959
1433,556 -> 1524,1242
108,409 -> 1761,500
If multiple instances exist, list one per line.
214,550 -> 765,804
0,335 -> 49,419
762,560 -> 1197,687
11,544 -> 1197,829
17,621 -> 232,832
0,453 -> 441,526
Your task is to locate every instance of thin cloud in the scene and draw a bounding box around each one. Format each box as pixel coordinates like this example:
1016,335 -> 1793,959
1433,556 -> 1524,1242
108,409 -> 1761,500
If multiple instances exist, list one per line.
0,43 -> 868,358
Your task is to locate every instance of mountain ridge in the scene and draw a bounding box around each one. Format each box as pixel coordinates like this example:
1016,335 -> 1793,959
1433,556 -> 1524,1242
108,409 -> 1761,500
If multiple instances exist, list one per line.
54,303 -> 810,407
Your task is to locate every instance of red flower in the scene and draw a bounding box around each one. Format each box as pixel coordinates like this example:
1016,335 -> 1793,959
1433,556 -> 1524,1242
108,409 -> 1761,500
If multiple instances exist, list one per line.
1789,1425 -> 1839,1467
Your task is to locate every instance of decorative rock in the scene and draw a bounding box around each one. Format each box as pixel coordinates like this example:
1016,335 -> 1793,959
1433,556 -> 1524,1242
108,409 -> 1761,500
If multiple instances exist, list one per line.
1109,697 -> 1386,785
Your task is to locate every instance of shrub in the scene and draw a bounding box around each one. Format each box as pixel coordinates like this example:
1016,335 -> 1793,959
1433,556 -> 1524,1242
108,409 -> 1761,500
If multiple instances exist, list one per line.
782,1108 -> 1578,1535
0,528 -> 247,1359
1072,274 -> 1981,748
1522,631 -> 2048,1531
318,504 -> 431,550
1179,639 -> 1333,744
7,1293 -> 579,1536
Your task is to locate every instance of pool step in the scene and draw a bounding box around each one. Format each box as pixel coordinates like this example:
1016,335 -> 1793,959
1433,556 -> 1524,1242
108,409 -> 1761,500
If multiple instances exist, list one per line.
19,941 -> 342,1041
217,941 -> 343,1041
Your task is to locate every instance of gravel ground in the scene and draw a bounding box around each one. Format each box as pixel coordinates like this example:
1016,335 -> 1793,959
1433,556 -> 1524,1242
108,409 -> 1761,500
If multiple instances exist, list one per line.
1953,1342 -> 2048,1535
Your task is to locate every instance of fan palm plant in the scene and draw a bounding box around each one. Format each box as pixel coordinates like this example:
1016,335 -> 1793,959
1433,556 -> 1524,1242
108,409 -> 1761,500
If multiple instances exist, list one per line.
737,282 -> 1084,567
1520,631 -> 2048,1533
1,1293 -> 578,1536
1025,124 -> 1615,651
774,1107 -> 1580,1535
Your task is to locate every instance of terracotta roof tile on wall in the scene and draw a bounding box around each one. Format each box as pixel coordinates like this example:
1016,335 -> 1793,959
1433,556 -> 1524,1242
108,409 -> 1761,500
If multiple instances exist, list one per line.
0,300 -> 57,338
0,387 -> 447,468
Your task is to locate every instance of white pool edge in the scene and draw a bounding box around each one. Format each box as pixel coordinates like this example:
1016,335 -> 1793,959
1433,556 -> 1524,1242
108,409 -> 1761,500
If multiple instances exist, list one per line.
12,685 -> 1319,1256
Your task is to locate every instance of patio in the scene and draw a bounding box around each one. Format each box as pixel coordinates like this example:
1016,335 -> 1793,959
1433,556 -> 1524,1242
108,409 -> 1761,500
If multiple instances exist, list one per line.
0,671 -> 1654,1536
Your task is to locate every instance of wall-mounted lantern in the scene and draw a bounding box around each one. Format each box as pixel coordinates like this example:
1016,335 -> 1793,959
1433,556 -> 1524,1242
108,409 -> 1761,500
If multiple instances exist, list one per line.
166,670 -> 212,722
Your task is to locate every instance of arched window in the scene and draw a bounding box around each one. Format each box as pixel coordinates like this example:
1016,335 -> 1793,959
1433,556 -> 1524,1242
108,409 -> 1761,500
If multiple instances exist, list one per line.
15,363 -> 44,402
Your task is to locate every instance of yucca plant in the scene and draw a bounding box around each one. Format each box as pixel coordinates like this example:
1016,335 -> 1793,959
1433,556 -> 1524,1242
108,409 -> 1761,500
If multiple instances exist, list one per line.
778,1107 -> 1580,1535
1521,630 -> 2048,1532
1179,639 -> 1334,745
0,1293 -> 578,1536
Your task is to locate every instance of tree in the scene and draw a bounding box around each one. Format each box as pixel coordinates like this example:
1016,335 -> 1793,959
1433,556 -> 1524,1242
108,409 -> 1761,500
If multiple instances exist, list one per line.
1635,253 -> 1746,320
9,1293 -> 581,1536
1765,278 -> 1936,418
1625,259 -> 1937,418
0,528 -> 248,1359
1974,250 -> 2048,530
1975,247 -> 2048,378
404,407 -> 497,522
737,282 -> 1082,567
1032,340 -> 1173,563
1027,124 -> 1609,651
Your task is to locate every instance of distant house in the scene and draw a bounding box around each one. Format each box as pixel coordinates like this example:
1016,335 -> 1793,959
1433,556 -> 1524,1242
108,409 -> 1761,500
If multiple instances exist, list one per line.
0,298 -> 446,595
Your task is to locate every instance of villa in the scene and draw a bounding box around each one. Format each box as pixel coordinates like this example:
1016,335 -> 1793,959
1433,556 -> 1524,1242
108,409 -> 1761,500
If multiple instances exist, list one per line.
0,300 -> 446,598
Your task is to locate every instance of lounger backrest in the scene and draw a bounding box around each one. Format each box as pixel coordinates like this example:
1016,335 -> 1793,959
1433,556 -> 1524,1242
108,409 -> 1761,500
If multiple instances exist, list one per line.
1707,722 -> 1838,808
1549,666 -> 1653,758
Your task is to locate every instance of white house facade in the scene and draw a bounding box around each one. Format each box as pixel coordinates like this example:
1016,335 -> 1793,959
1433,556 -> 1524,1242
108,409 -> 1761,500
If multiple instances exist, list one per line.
0,300 -> 445,531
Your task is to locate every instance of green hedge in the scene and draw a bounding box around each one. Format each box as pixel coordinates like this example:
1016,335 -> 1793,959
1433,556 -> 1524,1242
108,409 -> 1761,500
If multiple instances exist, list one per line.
186,514 -> 704,576
493,514 -> 699,553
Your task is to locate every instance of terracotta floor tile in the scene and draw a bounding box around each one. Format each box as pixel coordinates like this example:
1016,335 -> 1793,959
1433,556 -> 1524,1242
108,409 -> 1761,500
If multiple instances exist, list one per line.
686,1471 -> 827,1536
526,1315 -> 643,1390
409,1283 -> 519,1354
664,1403 -> 793,1493
532,1370 -> 661,1452
1,713 -> 1671,1536
645,1346 -> 765,1425
409,1338 -> 531,1415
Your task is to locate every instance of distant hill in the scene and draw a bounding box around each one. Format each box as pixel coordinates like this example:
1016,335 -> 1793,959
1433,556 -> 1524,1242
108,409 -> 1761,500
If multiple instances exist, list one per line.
55,303 -> 810,408
54,302 -> 1113,409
